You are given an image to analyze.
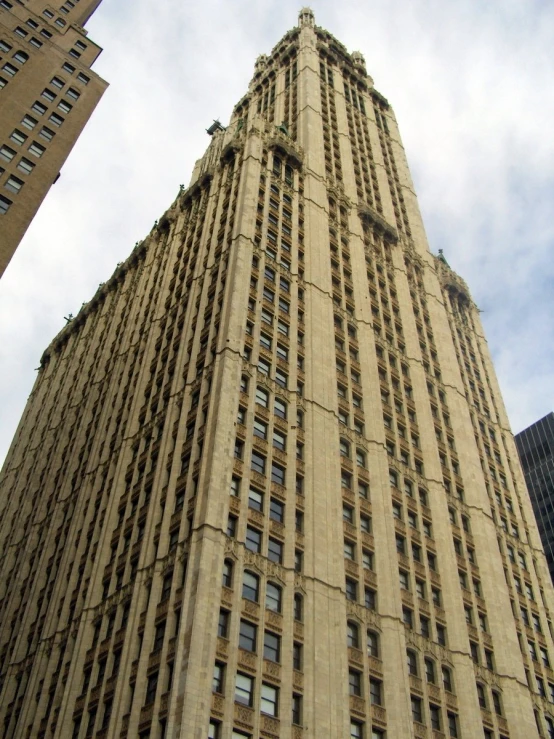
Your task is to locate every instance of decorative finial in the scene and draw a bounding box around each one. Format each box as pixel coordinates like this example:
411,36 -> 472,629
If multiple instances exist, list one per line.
64,314 -> 73,324
437,249 -> 450,267
299,7 -> 315,28
352,51 -> 366,71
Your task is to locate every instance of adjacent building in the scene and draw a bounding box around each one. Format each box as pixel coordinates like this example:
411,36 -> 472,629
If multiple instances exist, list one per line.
0,0 -> 107,277
516,413 -> 554,584
1,8 -> 554,739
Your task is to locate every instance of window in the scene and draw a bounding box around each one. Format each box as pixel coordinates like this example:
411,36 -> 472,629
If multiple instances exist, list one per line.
407,649 -> 418,676
268,537 -> 283,563
222,560 -> 233,588
365,588 -> 377,611
347,621 -> 360,649
492,690 -> 503,716
255,386 -> 269,407
286,692 -> 301,727
0,40 -> 12,52
294,593 -> 303,621
145,671 -> 158,704
260,683 -> 279,716
344,540 -> 356,560
2,62 -> 18,77
425,658 -> 436,683
399,570 -> 410,590
369,679 -> 382,705
235,673 -> 254,706
242,571 -> 259,602
420,616 -> 430,638
442,666 -> 453,693
248,486 -> 263,512
411,695 -> 423,723
28,141 -> 46,157
358,481 -> 369,499
0,145 -> 16,162
265,582 -> 282,612
49,112 -> 64,127
10,129 -> 27,146
284,641 -> 300,676
367,630 -> 379,658
263,631 -> 280,662
274,397 -> 287,418
345,578 -> 357,601
239,620 -> 257,652
251,451 -> 266,475
349,669 -> 362,696
294,549 -> 303,572
350,722 -> 364,739
234,438 -> 244,459
360,515 -> 371,533
227,515 -> 237,538
77,72 -> 90,85
271,462 -> 285,485
272,429 -> 286,451
209,721 -> 221,739
430,704 -> 441,730
403,607 -> 413,629
476,682 -> 487,709
268,498 -> 284,524
447,713 -> 459,738
245,526 -> 262,553
230,476 -> 240,497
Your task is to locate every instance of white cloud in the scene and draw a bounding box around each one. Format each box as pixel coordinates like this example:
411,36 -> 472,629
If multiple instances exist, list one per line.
1,0 -> 553,465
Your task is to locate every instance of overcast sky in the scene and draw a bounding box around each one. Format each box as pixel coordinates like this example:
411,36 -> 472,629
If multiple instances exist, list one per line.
1,0 -> 553,466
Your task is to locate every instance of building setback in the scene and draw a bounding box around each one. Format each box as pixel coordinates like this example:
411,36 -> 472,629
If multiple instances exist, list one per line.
516,413 -> 554,585
0,0 -> 107,277
1,8 -> 554,739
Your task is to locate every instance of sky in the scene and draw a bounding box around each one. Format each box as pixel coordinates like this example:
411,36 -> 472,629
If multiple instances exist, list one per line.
1,0 -> 553,466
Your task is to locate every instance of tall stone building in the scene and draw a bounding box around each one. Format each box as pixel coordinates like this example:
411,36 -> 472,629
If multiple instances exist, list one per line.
1,8 -> 554,739
516,413 -> 554,584
0,0 -> 107,277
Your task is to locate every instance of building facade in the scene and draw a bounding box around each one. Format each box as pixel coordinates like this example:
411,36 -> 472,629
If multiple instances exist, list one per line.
0,0 -> 107,277
1,8 -> 554,739
516,413 -> 554,585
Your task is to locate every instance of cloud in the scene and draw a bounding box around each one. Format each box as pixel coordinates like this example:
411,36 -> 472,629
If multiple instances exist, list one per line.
1,0 -> 553,465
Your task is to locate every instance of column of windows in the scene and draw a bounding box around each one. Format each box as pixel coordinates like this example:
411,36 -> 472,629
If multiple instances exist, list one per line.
320,54 -> 343,185
371,99 -> 411,238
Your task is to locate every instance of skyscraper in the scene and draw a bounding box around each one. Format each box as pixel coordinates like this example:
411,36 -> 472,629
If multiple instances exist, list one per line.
1,7 -> 554,738
516,413 -> 554,584
0,0 -> 107,277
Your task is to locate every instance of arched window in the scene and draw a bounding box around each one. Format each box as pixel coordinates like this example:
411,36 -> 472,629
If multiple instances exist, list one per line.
442,665 -> 454,693
242,571 -> 259,602
222,559 -> 233,588
407,649 -> 418,676
347,621 -> 359,649
265,582 -> 282,613
294,593 -> 303,622
476,682 -> 487,709
425,657 -> 436,684
367,630 -> 379,658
